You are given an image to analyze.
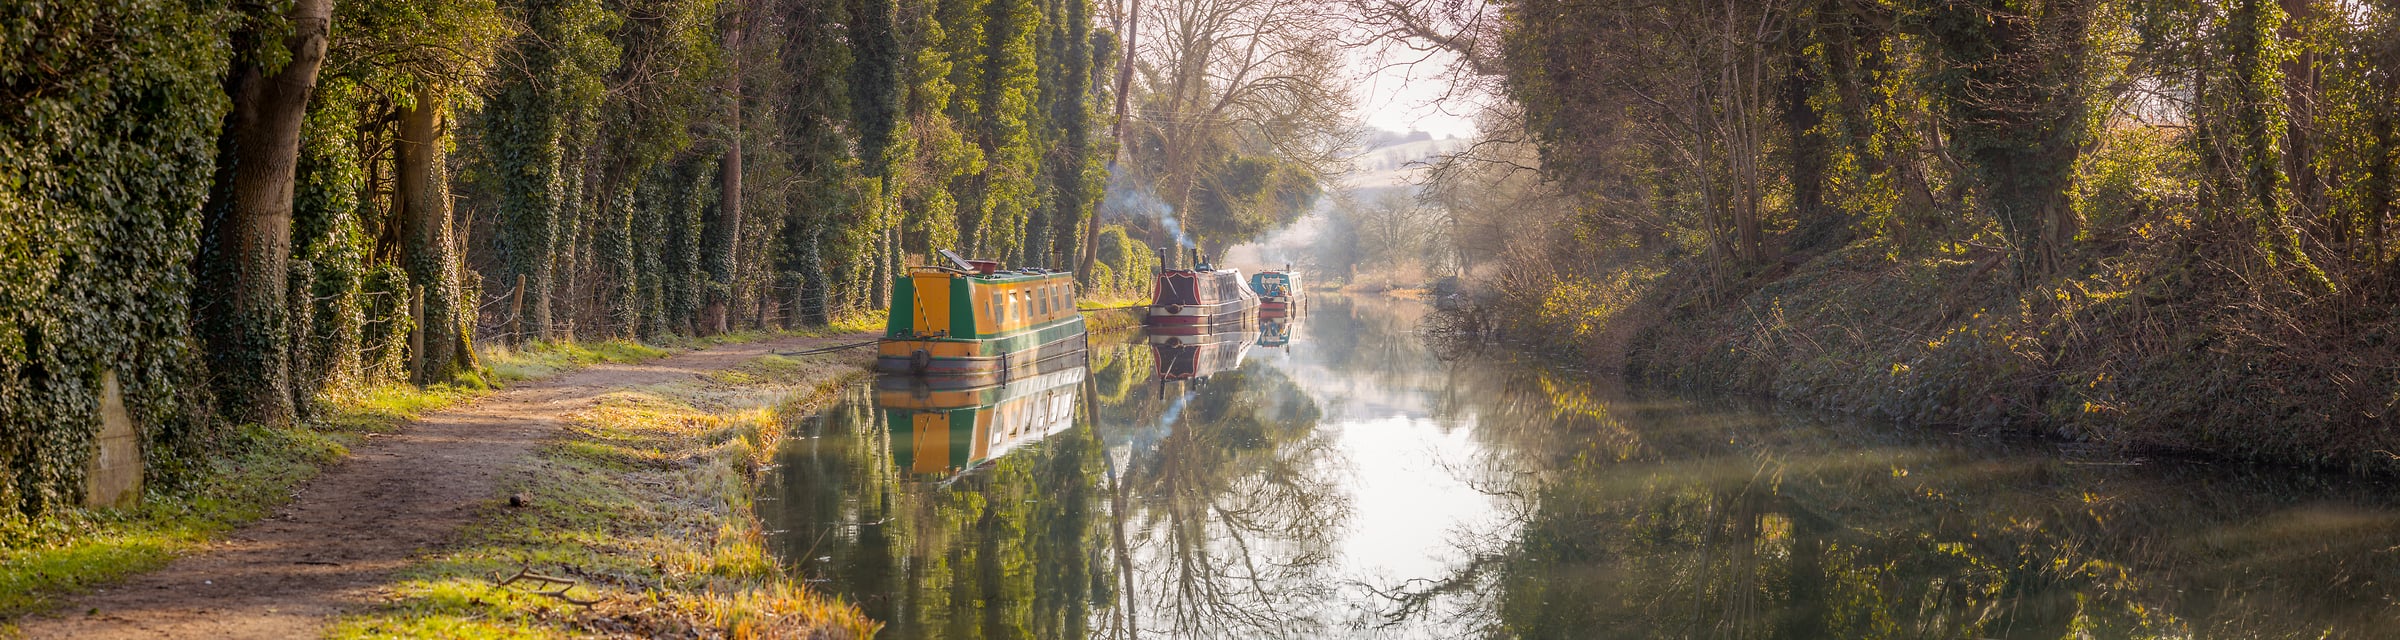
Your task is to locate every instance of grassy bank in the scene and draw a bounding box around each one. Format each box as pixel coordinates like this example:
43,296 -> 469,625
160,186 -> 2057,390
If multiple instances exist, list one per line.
327,350 -> 877,638
1604,234 -> 2400,473
0,330 -> 840,629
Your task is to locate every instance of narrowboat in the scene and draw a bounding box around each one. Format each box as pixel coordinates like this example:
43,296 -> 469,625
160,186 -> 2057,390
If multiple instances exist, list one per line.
878,251 -> 1087,383
876,358 -> 1085,480
1143,265 -> 1258,335
1149,328 -> 1257,381
1249,270 -> 1302,316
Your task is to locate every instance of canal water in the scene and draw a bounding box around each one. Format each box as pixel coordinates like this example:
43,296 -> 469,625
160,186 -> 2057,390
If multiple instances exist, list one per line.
757,294 -> 2400,639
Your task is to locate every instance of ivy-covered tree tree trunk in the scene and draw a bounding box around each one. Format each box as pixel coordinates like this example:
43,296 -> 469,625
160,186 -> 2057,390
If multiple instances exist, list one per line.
289,90 -> 368,416
1915,0 -> 2096,278
1082,0 -> 1138,282
397,85 -> 478,384
853,0 -> 905,308
194,0 -> 334,428
705,3 -> 747,336
2219,0 -> 2334,292
1779,14 -> 1830,245
1039,0 -> 1096,270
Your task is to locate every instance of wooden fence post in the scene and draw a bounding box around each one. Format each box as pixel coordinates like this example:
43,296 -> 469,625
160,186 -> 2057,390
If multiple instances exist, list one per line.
409,285 -> 424,381
509,274 -> 526,344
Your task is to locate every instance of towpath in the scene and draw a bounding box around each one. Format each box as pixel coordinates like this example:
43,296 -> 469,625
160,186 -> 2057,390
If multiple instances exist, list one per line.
15,333 -> 874,639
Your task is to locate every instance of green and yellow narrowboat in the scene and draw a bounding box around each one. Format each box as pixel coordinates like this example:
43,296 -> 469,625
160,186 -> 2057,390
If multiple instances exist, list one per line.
878,255 -> 1088,383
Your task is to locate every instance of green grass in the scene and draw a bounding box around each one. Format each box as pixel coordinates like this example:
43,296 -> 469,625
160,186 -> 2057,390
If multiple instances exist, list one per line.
0,333 -> 811,630
482,338 -> 674,383
1082,307 -> 1145,334
1077,291 -> 1149,311
0,424 -> 351,624
326,351 -> 876,639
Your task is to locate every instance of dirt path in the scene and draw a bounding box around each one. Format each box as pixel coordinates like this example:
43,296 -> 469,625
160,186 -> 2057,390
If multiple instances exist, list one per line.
15,333 -> 874,640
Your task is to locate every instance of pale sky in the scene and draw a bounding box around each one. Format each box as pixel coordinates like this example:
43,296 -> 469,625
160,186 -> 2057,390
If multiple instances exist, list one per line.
1350,47 -> 1484,140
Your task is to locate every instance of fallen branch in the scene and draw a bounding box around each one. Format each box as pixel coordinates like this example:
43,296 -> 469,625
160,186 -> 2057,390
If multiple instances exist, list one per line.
494,565 -> 605,607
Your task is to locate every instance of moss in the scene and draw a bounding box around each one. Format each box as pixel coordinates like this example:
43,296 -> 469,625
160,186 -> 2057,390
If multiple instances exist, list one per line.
326,352 -> 877,639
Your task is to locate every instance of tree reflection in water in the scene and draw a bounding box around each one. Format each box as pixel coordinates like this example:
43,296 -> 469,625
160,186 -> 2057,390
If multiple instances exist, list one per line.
758,335 -> 1346,640
1116,362 -> 1345,639
760,295 -> 2400,639
1377,361 -> 2400,639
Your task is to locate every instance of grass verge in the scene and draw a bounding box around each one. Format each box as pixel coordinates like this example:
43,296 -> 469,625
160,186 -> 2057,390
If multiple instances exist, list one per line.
1081,307 -> 1145,334
0,332 -> 804,630
325,351 -> 877,639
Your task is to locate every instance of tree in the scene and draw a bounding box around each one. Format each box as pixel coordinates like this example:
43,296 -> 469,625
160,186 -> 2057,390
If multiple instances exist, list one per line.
1116,0 -> 1350,266
193,0 -> 336,427
395,85 -> 481,383
1915,0 -> 2102,278
486,0 -> 616,341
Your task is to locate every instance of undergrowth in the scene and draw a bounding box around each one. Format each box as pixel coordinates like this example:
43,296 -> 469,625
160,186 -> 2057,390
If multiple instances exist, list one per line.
1612,231 -> 2400,472
326,352 -> 876,638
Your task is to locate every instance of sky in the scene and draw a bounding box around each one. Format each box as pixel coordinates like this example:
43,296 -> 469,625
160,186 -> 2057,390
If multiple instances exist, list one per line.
1349,47 -> 1484,140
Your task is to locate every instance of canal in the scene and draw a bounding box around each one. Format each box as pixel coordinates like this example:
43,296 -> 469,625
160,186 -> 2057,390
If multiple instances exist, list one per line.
757,294 -> 2400,639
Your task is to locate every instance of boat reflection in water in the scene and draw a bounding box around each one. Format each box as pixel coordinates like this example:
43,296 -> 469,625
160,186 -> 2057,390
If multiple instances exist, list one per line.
872,353 -> 1086,481
1256,314 -> 1298,349
1148,323 -> 1257,383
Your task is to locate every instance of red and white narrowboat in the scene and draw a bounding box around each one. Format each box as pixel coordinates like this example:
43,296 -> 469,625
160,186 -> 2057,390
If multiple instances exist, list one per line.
1141,266 -> 1258,335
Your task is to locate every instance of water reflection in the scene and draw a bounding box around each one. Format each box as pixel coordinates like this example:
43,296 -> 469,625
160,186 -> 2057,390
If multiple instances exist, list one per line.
760,295 -> 2400,639
1257,315 -> 1298,348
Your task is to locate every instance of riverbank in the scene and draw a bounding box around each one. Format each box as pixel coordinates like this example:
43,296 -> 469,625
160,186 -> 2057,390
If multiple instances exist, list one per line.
2,327 -> 874,637
327,349 -> 878,638
1600,237 -> 2400,473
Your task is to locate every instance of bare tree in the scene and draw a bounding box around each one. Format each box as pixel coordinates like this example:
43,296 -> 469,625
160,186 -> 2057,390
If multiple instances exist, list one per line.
1120,0 -> 1356,265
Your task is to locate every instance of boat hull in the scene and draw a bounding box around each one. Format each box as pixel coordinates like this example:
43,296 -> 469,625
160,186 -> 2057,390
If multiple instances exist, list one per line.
877,317 -> 1089,385
1142,298 -> 1257,335
1258,295 -> 1300,317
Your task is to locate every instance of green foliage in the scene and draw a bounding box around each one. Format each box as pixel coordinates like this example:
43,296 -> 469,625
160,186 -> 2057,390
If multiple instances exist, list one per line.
953,0 -> 1043,258
1091,224 -> 1159,294
1189,155 -> 1320,254
483,0 -> 621,338
0,0 -> 230,517
293,82 -> 372,402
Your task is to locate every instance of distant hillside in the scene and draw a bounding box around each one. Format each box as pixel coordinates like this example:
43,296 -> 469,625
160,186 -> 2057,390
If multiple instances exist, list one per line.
1347,130 -> 1472,190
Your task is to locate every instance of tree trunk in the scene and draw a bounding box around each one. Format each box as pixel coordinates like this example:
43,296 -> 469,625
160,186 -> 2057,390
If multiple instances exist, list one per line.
706,8 -> 745,335
1779,19 -> 1830,245
397,83 -> 478,384
194,0 -> 334,427
1082,0 -> 1141,281
2279,0 -> 2330,243
2367,79 -> 2398,265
